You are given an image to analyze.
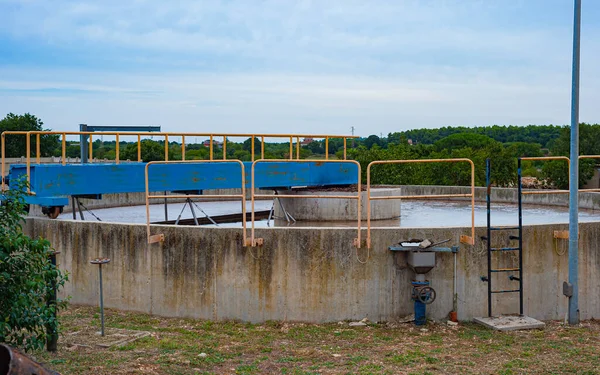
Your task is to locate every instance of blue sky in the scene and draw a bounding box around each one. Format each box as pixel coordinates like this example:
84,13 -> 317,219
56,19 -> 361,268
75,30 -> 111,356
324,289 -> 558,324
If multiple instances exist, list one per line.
0,0 -> 599,136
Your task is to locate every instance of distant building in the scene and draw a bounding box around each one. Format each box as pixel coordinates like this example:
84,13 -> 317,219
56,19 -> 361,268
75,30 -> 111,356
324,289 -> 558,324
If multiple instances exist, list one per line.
202,140 -> 223,148
407,139 -> 413,145
301,138 -> 314,146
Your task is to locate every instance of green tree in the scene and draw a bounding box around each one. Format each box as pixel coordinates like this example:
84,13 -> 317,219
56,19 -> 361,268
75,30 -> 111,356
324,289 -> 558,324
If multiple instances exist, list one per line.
0,179 -> 68,351
121,140 -> 173,162
433,133 -> 499,152
0,113 -> 59,157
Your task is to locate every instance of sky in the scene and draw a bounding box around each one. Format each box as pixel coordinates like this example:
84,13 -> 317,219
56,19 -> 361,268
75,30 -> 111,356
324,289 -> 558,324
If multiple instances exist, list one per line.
0,0 -> 599,137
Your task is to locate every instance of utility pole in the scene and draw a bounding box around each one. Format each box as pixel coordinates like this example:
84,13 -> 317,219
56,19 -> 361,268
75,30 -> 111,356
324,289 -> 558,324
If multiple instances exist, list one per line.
351,126 -> 355,148
567,0 -> 581,325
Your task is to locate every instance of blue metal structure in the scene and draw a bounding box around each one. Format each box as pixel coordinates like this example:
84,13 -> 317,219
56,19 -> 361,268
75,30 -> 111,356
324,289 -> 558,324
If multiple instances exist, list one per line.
7,161 -> 358,208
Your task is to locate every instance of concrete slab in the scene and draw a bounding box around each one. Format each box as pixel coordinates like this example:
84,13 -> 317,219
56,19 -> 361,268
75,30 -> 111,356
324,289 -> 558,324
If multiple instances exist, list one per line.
473,316 -> 545,331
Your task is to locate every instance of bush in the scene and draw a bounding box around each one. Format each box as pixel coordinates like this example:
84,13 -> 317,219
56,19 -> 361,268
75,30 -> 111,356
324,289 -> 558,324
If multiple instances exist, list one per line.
0,179 -> 68,351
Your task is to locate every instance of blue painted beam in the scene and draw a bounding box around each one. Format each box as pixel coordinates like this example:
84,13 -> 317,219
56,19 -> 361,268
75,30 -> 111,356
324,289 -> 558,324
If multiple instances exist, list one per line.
8,161 -> 359,206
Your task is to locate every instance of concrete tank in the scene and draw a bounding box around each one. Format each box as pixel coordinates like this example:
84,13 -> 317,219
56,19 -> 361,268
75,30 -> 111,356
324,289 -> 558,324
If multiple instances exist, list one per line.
274,187 -> 401,221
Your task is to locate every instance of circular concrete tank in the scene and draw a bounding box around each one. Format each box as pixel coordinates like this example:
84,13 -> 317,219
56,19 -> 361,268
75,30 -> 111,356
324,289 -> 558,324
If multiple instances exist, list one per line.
273,188 -> 401,221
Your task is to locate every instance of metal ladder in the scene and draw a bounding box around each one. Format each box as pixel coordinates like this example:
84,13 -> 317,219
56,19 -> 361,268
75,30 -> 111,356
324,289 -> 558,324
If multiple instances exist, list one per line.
482,159 -> 523,317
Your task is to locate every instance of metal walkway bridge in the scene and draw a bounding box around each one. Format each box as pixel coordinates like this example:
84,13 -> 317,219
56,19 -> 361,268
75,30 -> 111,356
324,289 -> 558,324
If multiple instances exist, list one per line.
2,130 -> 359,211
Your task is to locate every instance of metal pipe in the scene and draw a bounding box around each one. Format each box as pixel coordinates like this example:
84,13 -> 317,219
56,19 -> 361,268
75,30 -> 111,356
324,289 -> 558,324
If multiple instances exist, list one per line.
568,0 -> 581,325
0,344 -> 60,375
181,136 -> 186,161
115,134 -> 120,164
164,134 -> 169,161
36,134 -> 41,164
61,134 -> 66,166
486,159 -> 492,317
100,264 -> 104,336
289,136 -> 293,160
18,130 -> 360,139
137,134 -> 141,162
370,194 -> 472,200
518,158 -> 524,316
164,191 -> 168,221
26,134 -> 31,193
88,134 -> 93,162
453,249 -> 458,316
366,158 -> 476,247
251,136 -> 254,162
251,159 -> 361,248
223,136 -> 226,160
145,160 -> 247,245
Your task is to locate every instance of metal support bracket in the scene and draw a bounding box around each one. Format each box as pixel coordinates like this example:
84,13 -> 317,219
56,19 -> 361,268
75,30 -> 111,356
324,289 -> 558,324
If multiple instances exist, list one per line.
563,281 -> 573,297
460,235 -> 475,245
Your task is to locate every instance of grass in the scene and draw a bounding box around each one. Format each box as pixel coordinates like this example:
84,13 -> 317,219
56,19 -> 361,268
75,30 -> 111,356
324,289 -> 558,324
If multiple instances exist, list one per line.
30,305 -> 600,374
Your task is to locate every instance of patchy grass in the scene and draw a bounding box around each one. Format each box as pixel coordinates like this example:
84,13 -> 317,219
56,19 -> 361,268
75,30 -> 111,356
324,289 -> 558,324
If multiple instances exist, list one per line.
29,306 -> 600,374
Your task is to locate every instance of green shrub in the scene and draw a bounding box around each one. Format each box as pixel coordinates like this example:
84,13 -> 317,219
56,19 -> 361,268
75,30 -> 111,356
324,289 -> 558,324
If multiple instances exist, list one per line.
0,179 -> 68,351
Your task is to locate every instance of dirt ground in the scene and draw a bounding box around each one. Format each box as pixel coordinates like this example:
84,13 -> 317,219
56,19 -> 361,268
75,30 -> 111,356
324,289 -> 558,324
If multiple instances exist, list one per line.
30,305 -> 599,375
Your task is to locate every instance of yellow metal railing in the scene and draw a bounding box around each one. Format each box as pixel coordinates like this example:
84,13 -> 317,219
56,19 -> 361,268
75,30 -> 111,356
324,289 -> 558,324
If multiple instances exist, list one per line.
1,130 -> 357,193
144,160 -> 250,245
249,159 -> 363,249
520,156 -> 570,195
366,158 -> 476,248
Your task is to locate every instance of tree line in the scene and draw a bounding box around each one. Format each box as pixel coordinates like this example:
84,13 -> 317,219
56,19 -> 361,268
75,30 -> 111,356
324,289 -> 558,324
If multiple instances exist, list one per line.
2,112 -> 599,189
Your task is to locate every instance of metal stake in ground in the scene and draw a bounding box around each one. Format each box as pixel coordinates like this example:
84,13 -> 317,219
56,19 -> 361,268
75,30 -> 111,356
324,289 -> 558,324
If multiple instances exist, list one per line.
90,258 -> 111,336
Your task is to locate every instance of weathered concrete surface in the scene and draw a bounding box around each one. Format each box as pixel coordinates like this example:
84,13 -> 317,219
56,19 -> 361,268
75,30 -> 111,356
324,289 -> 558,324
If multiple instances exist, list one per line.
26,218 -> 600,323
473,316 -> 545,331
275,188 -> 401,221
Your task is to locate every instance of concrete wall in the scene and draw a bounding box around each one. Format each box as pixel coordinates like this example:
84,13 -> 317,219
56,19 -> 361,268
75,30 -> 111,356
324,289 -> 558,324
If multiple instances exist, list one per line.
400,185 -> 600,210
26,218 -> 600,323
275,188 -> 401,221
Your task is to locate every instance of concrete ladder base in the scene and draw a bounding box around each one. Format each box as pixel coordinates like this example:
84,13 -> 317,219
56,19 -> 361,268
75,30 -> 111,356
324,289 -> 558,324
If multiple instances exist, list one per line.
473,316 -> 545,331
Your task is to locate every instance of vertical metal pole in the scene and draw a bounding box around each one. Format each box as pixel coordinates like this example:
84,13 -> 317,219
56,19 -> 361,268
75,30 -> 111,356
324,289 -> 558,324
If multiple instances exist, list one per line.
46,252 -> 58,352
71,196 -> 76,220
99,264 -> 105,336
486,159 -> 492,317
79,124 -> 88,164
164,191 -> 168,221
568,0 -> 581,325
518,158 -> 524,316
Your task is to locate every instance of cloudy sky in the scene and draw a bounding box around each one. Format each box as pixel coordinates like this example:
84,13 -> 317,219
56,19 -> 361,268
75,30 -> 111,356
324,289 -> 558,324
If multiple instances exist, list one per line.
0,0 -> 598,136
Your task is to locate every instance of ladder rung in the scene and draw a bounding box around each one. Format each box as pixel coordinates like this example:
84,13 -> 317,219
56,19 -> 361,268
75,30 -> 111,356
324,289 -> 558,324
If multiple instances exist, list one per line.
491,247 -> 520,252
490,227 -> 520,231
491,289 -> 521,294
491,268 -> 521,273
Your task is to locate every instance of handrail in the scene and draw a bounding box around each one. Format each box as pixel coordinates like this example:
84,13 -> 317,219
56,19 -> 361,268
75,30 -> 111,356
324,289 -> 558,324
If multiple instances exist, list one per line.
250,159 -> 362,248
519,156 -> 570,195
1,130 -> 356,192
144,160 -> 249,245
1,131 -> 30,192
366,158 -> 476,248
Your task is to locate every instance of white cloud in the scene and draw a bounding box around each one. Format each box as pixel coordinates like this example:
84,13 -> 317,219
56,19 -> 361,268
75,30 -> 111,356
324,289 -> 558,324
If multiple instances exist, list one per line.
0,0 -> 599,135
